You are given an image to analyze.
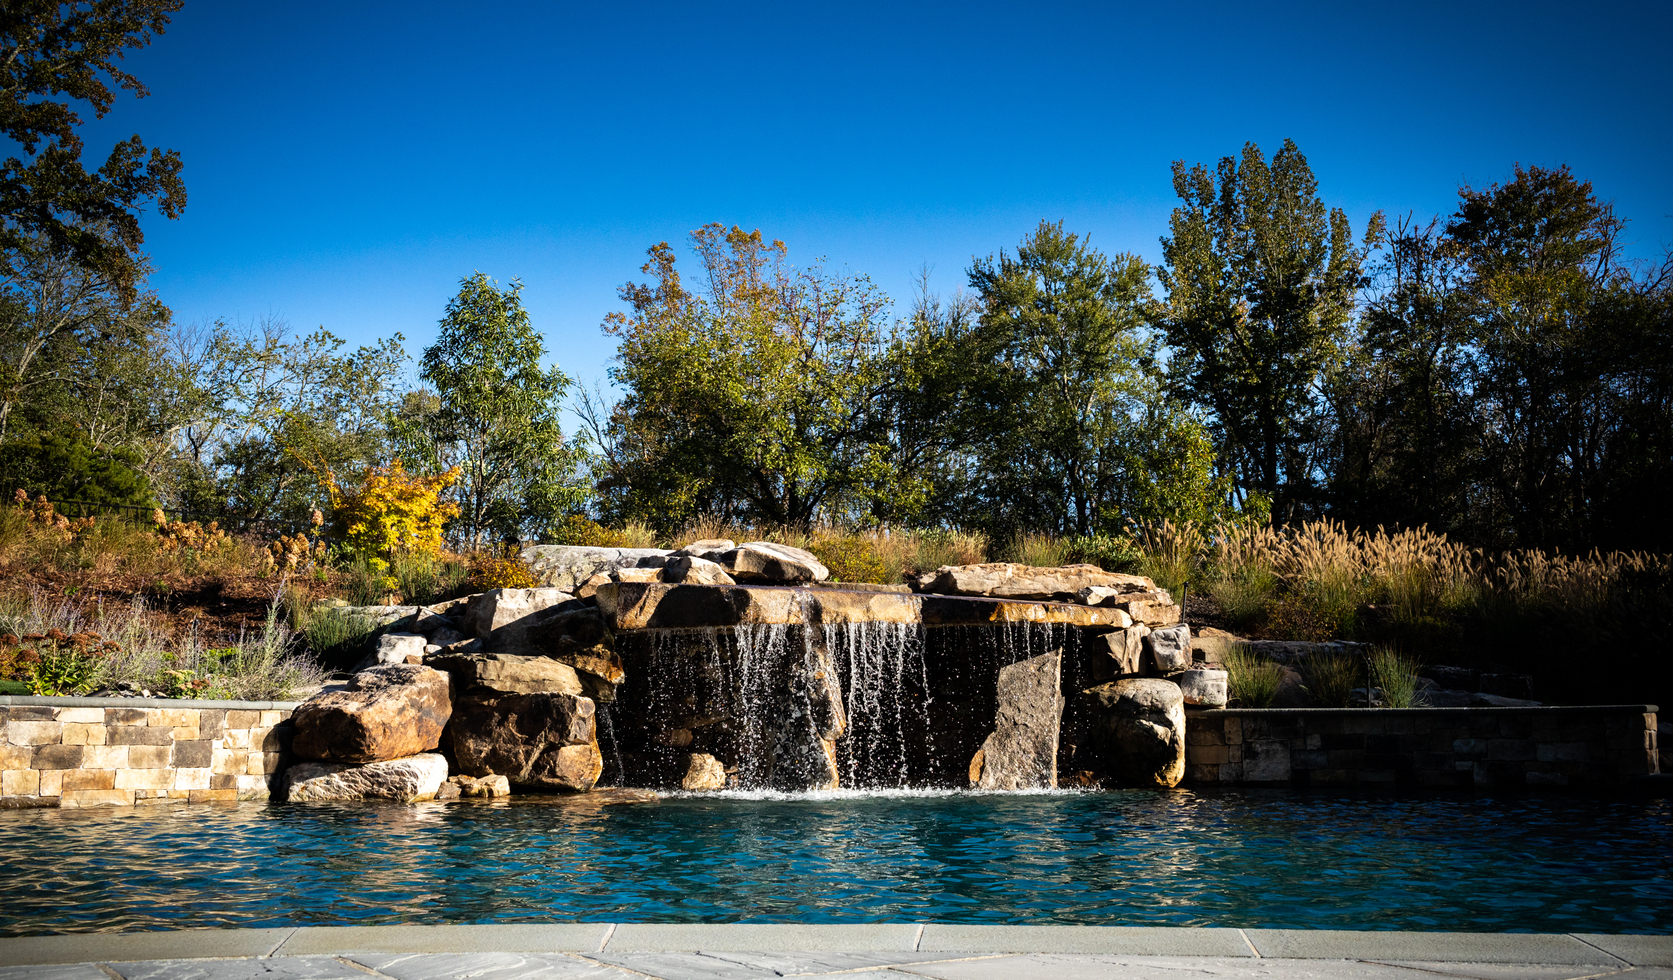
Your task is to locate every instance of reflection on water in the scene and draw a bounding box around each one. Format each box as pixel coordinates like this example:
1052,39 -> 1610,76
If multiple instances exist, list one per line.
1,789 -> 1669,936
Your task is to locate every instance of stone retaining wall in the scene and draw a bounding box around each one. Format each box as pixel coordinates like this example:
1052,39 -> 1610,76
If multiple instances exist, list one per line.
1184,705 -> 1659,789
0,696 -> 297,808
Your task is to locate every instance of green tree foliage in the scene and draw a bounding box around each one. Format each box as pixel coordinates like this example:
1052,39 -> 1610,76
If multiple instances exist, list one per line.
402,273 -> 585,547
0,429 -> 151,506
170,319 -> 408,529
1445,164 -> 1672,550
943,220 -> 1228,534
0,0 -> 186,303
1326,216 -> 1482,536
594,224 -> 899,530
1156,139 -> 1382,519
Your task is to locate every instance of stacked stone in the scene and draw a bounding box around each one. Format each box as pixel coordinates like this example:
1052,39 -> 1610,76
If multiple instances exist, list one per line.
1184,706 -> 1659,788
0,703 -> 291,807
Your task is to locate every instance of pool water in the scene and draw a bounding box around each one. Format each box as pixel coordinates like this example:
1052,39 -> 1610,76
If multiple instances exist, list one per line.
1,788 -> 1668,936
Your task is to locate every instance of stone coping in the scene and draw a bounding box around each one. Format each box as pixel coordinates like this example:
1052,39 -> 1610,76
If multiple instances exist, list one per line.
1189,704 -> 1659,716
1,923 -> 1668,970
0,694 -> 302,710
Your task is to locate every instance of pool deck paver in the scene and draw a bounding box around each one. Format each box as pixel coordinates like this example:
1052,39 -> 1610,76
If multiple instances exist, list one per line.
2,926 -> 1671,979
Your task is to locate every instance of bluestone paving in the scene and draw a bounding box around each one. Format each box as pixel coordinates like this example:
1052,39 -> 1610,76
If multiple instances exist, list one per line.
3,926 -> 1673,979
1372,962 -> 1632,979
277,924 -> 614,956
0,966 -> 110,980
603,924 -> 924,952
1580,936 -> 1673,967
1244,928 -> 1630,965
0,927 -> 295,965
916,925 -> 1252,955
348,951 -> 638,980
108,956 -> 365,980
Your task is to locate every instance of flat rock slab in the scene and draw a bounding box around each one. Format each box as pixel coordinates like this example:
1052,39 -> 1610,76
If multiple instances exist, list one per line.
597,582 -> 1140,631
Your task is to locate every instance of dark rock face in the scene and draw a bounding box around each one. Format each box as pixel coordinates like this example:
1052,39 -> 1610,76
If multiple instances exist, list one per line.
971,650 -> 1064,790
447,692 -> 603,792
291,665 -> 453,763
1085,677 -> 1186,788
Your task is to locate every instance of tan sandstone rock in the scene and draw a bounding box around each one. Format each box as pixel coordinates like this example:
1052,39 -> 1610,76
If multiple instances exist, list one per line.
447,692 -> 603,792
426,652 -> 584,697
448,773 -> 512,798
461,588 -> 576,643
909,563 -> 1156,603
291,665 -> 453,763
1086,677 -> 1186,789
971,650 -> 1064,790
282,753 -> 450,802
1094,625 -> 1150,680
680,753 -> 728,791
662,555 -> 737,586
718,542 -> 830,584
1175,668 -> 1228,708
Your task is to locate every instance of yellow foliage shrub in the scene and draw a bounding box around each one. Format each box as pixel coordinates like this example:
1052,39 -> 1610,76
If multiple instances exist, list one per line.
468,553 -> 538,591
331,461 -> 461,566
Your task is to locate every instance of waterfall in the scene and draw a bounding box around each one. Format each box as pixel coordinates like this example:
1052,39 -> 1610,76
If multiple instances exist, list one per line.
826,621 -> 929,788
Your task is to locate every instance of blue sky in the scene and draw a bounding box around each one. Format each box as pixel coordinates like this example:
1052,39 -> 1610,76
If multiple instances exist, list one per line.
87,0 -> 1673,411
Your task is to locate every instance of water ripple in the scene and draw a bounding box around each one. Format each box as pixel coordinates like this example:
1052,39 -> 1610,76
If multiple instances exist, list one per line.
0,789 -> 1668,935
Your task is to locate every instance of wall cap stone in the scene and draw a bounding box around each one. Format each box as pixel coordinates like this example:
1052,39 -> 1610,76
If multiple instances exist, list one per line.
0,696 -> 301,710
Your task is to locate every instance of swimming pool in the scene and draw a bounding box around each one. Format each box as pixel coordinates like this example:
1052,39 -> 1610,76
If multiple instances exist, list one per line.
1,788 -> 1667,936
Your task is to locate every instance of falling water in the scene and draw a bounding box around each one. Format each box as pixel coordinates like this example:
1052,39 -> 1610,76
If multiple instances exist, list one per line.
826,621 -> 929,788
596,704 -> 625,786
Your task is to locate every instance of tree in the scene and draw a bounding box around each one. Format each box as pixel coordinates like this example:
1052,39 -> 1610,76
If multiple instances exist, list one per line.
1156,139 -> 1382,519
595,224 -> 898,530
403,273 -> 585,547
1444,163 -> 1669,550
1325,215 -> 1484,537
951,220 -> 1223,535
1,0 -> 186,303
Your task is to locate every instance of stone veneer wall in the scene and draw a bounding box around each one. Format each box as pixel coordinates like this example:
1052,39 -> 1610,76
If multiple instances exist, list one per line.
0,696 -> 297,808
1185,705 -> 1659,789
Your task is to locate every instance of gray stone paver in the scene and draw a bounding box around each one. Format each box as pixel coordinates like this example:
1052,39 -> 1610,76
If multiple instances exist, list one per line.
1245,929 -> 1629,965
2,927 -> 1671,979
1578,937 -> 1673,968
584,953 -> 782,979
0,965 -> 113,980
108,955 -> 368,980
916,925 -> 1251,955
1370,963 -> 1631,979
604,924 -> 923,952
893,955 -> 1594,979
348,951 -> 639,979
693,952 -> 979,975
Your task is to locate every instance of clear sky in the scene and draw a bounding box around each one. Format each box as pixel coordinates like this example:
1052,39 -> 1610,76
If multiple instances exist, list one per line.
87,0 -> 1673,410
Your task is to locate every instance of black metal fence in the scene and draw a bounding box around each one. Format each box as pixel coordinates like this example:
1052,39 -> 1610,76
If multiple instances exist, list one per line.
10,495 -> 316,538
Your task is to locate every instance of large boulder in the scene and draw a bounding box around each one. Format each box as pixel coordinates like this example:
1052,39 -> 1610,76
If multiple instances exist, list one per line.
1093,625 -> 1150,680
760,649 -> 845,791
1144,623 -> 1192,674
1086,677 -> 1186,789
909,563 -> 1162,605
681,753 -> 727,791
462,588 -> 576,645
427,652 -> 584,697
447,692 -> 603,792
675,538 -> 736,558
971,651 -> 1064,790
662,555 -> 737,586
1175,668 -> 1228,708
717,542 -> 830,584
520,545 -> 673,592
291,665 -> 453,763
523,603 -> 626,701
282,753 -> 450,802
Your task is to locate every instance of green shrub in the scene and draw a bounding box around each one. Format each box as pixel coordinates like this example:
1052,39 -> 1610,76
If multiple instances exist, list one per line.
1207,567 -> 1279,630
546,514 -> 631,548
1369,646 -> 1425,707
1224,643 -> 1284,707
811,535 -> 889,584
1302,651 -> 1362,708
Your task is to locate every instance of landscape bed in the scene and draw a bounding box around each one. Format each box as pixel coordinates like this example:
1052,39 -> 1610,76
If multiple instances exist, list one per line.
0,788 -> 1668,936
